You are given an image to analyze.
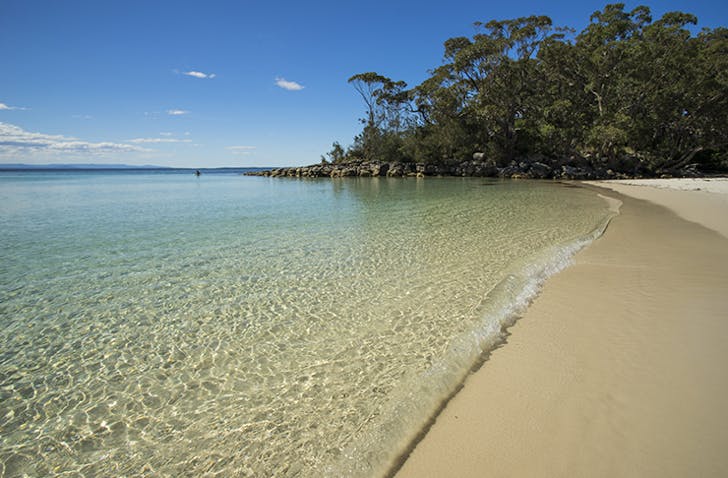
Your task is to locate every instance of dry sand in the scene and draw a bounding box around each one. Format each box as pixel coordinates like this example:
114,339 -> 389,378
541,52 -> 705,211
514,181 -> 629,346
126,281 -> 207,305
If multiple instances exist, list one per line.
586,178 -> 728,239
395,179 -> 728,478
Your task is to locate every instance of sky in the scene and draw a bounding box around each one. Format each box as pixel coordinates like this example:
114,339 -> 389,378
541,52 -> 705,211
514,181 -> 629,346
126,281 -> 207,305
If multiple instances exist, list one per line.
1,0 -> 726,168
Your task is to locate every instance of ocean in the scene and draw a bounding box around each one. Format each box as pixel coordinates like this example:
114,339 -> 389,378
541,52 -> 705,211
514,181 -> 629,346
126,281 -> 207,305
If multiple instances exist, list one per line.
0,170 -> 614,477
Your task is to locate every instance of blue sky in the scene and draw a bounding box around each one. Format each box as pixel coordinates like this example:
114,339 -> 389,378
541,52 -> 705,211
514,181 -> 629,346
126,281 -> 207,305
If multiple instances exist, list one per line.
1,0 -> 726,168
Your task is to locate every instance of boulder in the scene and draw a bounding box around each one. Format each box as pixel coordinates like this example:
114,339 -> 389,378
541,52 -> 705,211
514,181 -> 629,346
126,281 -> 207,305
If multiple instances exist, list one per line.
387,165 -> 403,177
559,165 -> 593,180
499,161 -> 520,178
424,164 -> 440,175
372,162 -> 389,176
473,162 -> 498,177
529,162 -> 553,179
462,161 -> 477,176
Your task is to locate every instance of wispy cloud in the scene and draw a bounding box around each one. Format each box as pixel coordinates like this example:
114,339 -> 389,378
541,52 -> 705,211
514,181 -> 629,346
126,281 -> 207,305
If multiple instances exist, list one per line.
71,114 -> 93,120
129,137 -> 192,144
0,122 -> 147,159
275,77 -> 304,91
0,102 -> 28,111
159,132 -> 174,137
183,70 -> 216,79
228,145 -> 256,155
167,109 -> 189,116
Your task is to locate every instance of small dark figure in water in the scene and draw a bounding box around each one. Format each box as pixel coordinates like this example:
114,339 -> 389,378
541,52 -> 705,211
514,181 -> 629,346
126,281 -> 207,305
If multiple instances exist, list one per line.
195,170 -> 201,176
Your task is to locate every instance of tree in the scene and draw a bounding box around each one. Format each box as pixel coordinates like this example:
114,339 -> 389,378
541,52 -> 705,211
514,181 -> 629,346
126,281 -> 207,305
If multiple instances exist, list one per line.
347,72 -> 410,161
326,142 -> 346,163
439,15 -> 565,162
331,4 -> 728,175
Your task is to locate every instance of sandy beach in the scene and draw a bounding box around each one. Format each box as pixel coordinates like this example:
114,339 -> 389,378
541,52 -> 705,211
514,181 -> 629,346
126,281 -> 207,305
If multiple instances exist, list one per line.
589,179 -> 728,239
395,178 -> 728,477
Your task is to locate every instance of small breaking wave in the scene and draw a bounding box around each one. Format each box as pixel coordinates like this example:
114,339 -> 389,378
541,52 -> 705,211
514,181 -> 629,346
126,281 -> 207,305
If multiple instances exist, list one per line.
323,192 -> 621,478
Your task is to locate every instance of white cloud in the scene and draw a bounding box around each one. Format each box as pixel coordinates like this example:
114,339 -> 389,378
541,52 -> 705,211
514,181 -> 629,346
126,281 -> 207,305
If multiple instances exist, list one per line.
275,77 -> 304,91
0,102 -> 27,111
71,114 -> 93,120
129,137 -> 192,144
167,109 -> 189,116
159,132 -> 174,136
227,145 -> 256,155
0,122 -> 148,159
227,145 -> 256,156
184,70 -> 216,79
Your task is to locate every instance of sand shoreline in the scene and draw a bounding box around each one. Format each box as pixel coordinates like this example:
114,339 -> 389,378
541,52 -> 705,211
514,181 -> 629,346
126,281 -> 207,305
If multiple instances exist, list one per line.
584,179 -> 728,239
395,179 -> 728,477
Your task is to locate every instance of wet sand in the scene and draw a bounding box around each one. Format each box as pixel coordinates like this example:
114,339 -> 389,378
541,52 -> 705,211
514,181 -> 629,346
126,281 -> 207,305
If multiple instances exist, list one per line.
395,180 -> 728,477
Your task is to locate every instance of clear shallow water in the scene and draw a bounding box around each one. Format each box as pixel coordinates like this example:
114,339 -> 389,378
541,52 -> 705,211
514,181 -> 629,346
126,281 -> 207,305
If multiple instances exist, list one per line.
0,171 -> 613,477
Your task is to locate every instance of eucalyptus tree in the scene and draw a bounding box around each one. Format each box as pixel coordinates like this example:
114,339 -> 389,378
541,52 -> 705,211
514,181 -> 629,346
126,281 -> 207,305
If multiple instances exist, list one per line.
567,3 -> 652,163
624,11 -> 702,168
347,72 -> 410,161
402,65 -> 480,162
568,4 -> 727,170
692,27 -> 728,170
534,36 -> 587,157
337,4 -> 727,174
439,15 -> 566,163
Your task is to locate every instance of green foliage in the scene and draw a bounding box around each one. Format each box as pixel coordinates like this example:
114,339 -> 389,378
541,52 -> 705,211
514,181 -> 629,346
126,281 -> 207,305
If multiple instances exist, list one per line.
334,3 -> 728,174
326,142 -> 346,163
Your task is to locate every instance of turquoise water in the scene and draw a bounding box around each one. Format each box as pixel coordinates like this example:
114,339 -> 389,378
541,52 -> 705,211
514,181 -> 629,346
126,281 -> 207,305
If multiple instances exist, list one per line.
0,171 -> 614,477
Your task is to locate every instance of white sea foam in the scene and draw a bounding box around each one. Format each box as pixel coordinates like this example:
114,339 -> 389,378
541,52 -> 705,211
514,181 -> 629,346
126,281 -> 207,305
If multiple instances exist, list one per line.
322,190 -> 620,478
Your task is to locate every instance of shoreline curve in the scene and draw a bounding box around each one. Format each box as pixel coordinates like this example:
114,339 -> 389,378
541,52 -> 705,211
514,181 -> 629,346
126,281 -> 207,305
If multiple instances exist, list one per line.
395,179 -> 728,477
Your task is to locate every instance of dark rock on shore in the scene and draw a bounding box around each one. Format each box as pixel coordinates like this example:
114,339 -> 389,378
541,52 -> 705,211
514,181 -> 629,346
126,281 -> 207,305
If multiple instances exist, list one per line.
244,153 -> 704,180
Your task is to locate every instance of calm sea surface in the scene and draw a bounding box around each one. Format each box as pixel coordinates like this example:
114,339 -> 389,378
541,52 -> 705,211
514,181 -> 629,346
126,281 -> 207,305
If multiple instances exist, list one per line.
0,170 -> 614,477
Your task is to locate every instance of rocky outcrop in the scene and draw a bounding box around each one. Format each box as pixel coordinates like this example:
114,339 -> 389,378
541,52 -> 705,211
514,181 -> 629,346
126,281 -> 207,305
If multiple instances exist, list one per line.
244,153 -> 700,180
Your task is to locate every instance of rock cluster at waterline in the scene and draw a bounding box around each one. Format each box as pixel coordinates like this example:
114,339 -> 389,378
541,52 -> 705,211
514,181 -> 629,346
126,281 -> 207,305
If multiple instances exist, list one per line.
246,154 -> 702,180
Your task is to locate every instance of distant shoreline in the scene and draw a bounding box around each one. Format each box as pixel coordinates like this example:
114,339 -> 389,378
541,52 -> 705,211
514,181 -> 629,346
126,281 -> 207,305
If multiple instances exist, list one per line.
0,163 -> 172,170
0,165 -> 272,173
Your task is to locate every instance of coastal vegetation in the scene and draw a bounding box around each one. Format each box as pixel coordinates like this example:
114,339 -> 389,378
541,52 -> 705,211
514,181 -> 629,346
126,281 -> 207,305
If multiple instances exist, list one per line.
302,3 -> 727,179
